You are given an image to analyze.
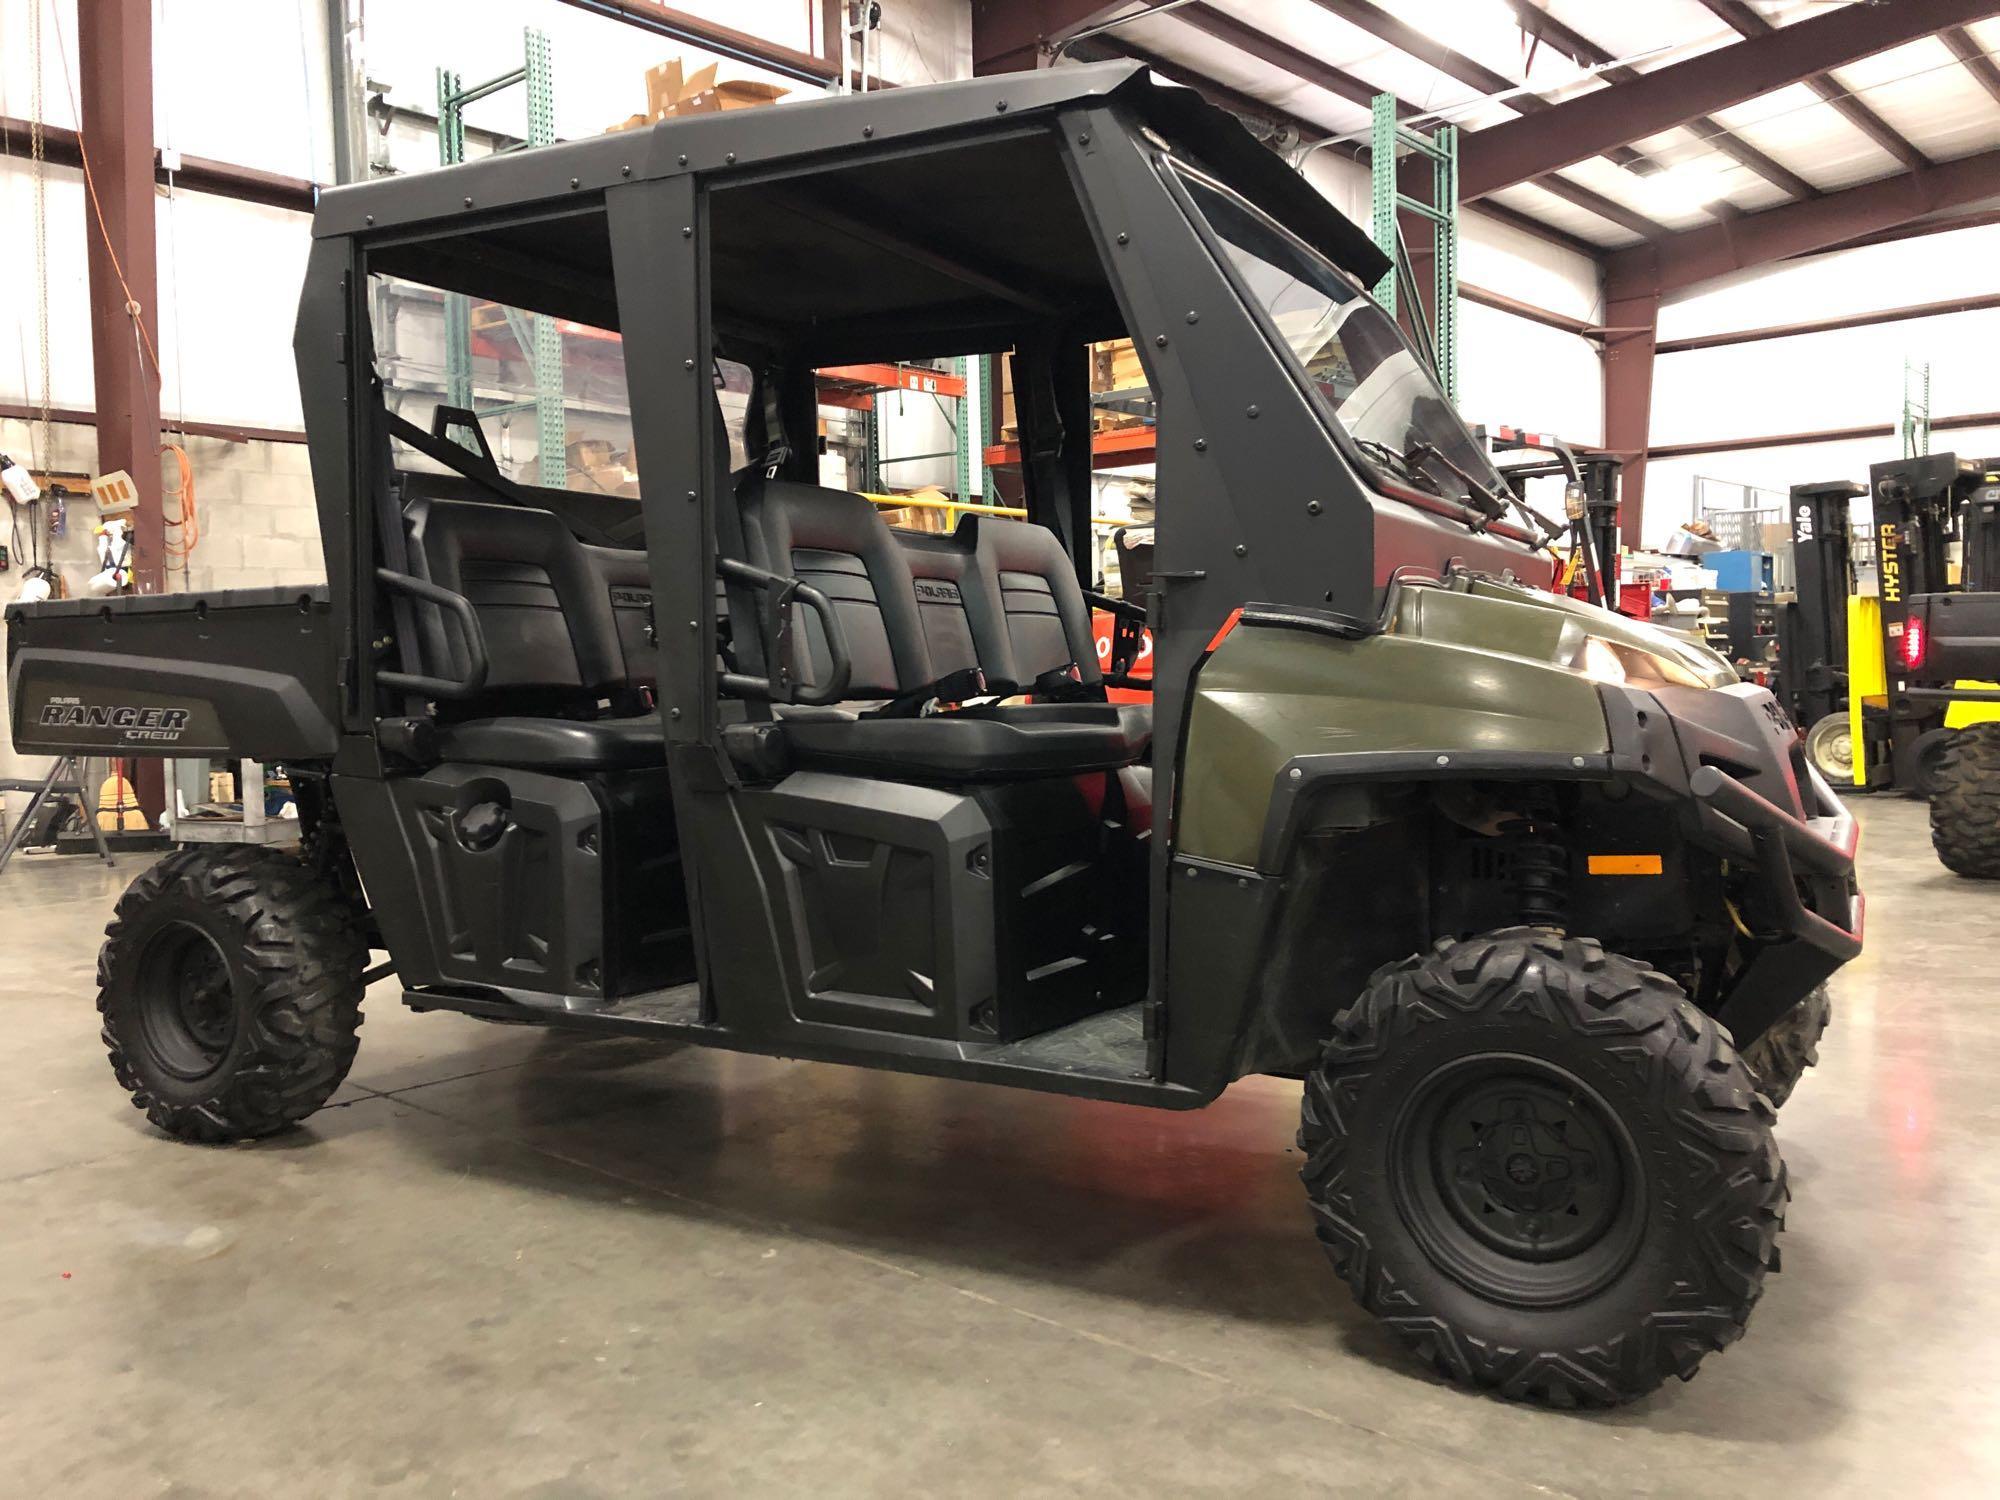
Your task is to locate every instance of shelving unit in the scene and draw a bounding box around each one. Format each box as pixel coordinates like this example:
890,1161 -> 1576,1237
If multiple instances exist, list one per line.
436,28 -> 567,487
1371,90 -> 1459,404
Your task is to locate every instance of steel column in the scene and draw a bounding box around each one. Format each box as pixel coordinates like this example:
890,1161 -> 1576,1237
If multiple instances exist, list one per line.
1601,286 -> 1660,545
77,0 -> 164,826
78,0 -> 163,594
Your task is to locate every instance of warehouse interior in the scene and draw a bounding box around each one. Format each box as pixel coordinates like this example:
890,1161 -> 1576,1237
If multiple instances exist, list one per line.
2,1 -> 1998,1492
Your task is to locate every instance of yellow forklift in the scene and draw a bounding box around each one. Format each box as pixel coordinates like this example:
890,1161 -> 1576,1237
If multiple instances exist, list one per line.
1783,456 -> 2000,830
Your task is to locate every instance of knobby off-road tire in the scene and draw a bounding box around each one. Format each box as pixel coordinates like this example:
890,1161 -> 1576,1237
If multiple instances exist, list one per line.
98,847 -> 366,1142
1930,723 -> 2000,878
1739,986 -> 1832,1109
1299,927 -> 1785,1407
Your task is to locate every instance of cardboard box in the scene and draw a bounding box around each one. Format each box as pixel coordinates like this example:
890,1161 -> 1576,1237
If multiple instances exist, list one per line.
581,464 -> 640,499
566,438 -> 618,472
1092,338 -> 1145,393
643,58 -> 788,121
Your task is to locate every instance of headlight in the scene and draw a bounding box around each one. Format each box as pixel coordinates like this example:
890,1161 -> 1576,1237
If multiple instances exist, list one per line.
1565,631 -> 1712,689
1577,635 -> 1627,685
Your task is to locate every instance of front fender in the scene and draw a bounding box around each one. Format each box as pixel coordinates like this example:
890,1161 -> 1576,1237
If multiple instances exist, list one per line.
1176,619 -> 1611,869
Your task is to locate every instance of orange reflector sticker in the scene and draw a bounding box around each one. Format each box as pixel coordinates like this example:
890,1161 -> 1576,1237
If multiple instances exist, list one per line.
1205,607 -> 1244,654
1588,854 -> 1663,876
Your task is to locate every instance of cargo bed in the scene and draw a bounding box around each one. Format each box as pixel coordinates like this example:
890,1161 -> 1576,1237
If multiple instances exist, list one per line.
5,586 -> 340,761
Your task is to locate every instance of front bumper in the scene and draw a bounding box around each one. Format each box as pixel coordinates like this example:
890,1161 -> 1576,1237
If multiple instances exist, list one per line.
1604,681 -> 1863,1041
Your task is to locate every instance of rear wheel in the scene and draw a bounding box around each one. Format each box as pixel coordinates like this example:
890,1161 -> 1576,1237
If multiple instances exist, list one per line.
98,848 -> 366,1142
1930,723 -> 2000,878
1299,928 -> 1785,1407
1913,728 -> 1958,799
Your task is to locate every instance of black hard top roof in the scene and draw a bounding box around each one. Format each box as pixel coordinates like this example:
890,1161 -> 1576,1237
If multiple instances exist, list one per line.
314,61 -> 1389,289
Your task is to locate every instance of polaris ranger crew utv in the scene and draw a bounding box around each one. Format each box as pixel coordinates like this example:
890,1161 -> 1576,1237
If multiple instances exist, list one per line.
6,64 -> 1861,1407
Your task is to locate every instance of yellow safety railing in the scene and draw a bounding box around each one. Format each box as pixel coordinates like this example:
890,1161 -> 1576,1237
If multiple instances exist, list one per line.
862,492 -> 1130,532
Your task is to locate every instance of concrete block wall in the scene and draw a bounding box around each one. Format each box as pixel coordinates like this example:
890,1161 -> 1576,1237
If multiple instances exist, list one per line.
158,431 -> 324,593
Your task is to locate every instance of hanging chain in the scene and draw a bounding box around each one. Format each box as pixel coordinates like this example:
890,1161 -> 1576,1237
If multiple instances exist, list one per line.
30,0 -> 54,488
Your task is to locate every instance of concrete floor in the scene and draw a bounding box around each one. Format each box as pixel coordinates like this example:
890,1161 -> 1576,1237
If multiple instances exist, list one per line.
1,796 -> 1995,1497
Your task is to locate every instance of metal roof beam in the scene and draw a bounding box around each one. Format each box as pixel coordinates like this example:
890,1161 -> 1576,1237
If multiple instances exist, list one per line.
1607,144 -> 2000,297
1460,0 -> 1991,199
1529,173 -> 1672,241
1060,30 -> 1616,258
970,0 -> 1136,74
1178,3 -> 1390,113
1504,1 -> 1818,201
1309,0 -> 1658,173
1656,288 -> 2000,353
1160,7 -> 1669,241
553,0 -> 835,86
1941,24 -> 2000,107
1693,0 -> 1933,174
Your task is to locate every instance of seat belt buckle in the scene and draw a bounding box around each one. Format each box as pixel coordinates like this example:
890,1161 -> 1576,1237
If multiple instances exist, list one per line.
927,666 -> 988,709
1030,663 -> 1093,702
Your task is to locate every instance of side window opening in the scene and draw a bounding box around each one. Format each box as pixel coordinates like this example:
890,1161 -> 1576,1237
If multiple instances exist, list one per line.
369,271 -> 640,500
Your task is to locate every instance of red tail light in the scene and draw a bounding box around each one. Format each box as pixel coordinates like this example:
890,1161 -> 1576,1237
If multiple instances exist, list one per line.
1900,616 -> 1926,671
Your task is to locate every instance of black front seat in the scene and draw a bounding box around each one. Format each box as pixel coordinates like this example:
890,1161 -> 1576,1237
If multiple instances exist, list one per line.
733,479 -> 1149,781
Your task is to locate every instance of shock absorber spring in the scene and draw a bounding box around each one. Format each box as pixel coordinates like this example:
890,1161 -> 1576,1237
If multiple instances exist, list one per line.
1502,789 -> 1569,930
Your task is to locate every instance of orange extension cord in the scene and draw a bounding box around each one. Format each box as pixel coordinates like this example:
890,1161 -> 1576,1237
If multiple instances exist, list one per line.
162,442 -> 197,564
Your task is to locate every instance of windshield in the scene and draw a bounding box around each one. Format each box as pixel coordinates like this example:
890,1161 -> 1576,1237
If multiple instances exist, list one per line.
1171,162 -> 1511,517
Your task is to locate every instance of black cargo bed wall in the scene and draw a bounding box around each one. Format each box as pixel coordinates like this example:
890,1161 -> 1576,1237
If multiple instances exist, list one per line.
5,588 -> 340,761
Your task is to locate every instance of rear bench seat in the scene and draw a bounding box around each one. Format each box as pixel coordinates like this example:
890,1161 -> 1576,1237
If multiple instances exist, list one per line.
406,498 -> 664,773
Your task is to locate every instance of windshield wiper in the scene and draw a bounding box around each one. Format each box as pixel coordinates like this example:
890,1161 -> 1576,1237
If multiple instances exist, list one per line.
1352,437 -> 1422,482
1354,435 -> 1564,545
1356,435 -> 1504,520
1406,441 -> 1566,544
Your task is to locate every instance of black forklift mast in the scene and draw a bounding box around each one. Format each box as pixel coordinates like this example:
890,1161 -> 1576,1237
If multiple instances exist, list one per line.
1487,426 -> 1622,611
1778,479 -> 1862,732
1962,466 -> 2000,592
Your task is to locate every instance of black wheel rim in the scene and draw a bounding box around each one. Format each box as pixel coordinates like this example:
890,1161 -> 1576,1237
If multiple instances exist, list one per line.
1391,1055 -> 1646,1307
135,921 -> 239,1081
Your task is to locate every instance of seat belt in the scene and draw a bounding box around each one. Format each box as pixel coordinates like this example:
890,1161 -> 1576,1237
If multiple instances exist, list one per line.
756,368 -> 792,478
710,375 -> 773,725
866,666 -> 992,720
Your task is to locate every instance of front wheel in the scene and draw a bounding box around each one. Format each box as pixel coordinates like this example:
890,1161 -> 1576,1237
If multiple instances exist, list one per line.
98,847 -> 366,1142
1299,928 -> 1785,1407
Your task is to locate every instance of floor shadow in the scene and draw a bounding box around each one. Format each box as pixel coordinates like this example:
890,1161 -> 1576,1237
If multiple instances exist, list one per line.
397,1033 -> 1364,1337
383,1032 -> 1847,1439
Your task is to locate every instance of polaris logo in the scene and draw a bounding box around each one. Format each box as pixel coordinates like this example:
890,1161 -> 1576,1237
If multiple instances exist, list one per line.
914,579 -> 961,604
610,587 -> 652,609
39,699 -> 191,742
